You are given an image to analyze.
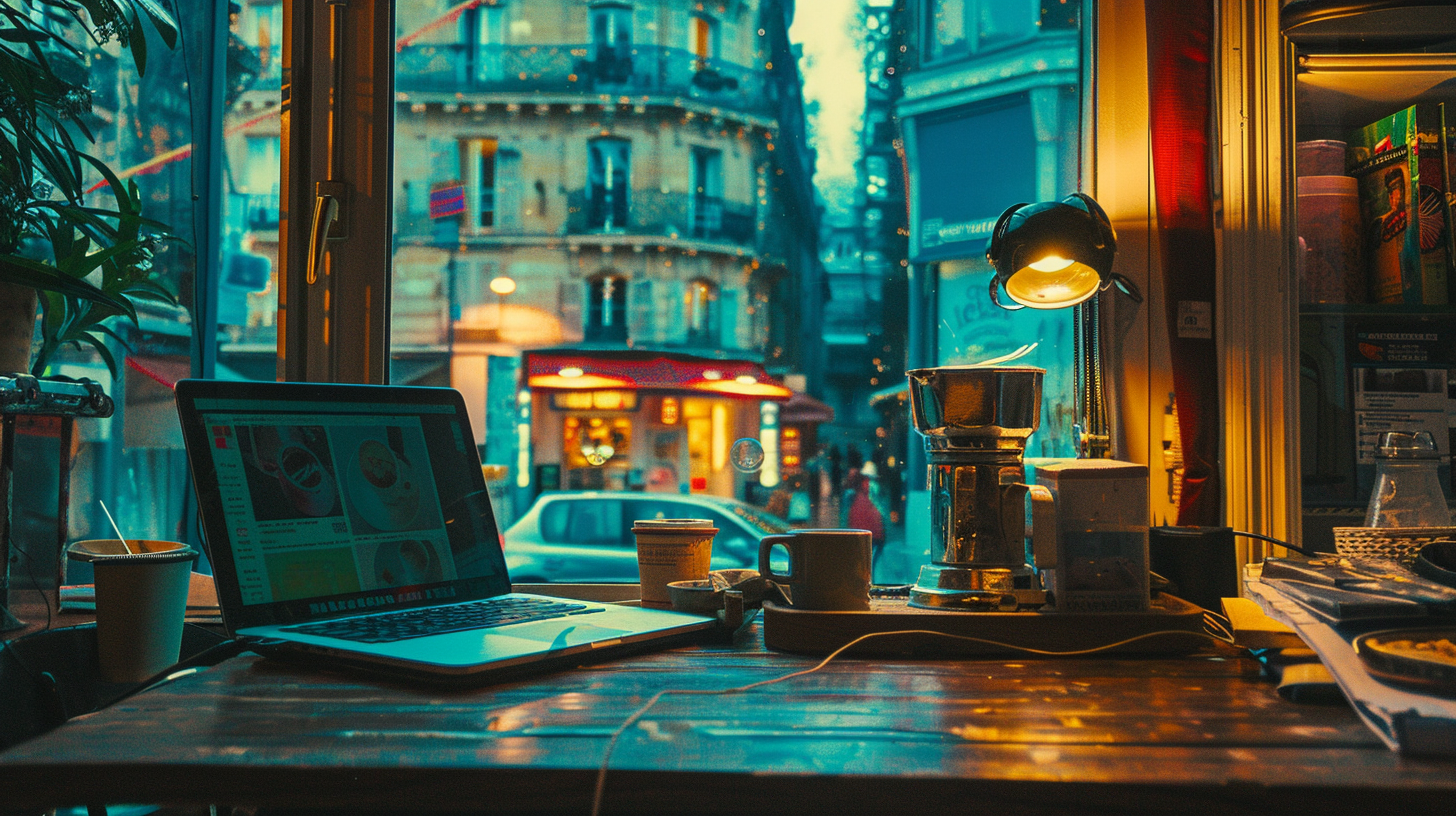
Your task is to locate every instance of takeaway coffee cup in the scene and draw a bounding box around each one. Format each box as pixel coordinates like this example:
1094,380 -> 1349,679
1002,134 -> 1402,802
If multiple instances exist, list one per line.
632,519 -> 717,609
759,528 -> 872,611
67,539 -> 199,683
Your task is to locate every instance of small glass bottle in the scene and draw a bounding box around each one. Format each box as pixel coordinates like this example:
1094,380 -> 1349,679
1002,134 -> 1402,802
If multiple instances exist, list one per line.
1364,430 -> 1453,528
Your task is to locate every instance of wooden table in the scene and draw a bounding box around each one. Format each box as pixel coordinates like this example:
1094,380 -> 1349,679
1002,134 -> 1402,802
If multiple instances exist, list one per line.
2,618 -> 1454,815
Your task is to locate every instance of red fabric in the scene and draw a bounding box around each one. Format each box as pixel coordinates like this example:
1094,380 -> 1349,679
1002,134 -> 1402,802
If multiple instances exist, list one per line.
1146,0 -> 1221,525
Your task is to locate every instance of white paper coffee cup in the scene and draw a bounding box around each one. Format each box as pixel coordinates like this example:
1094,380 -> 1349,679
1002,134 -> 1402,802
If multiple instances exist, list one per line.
67,539 -> 198,683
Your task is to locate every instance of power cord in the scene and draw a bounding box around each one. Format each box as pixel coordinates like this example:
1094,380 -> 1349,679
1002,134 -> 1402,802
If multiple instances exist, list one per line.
1233,529 -> 1319,558
588,626 -> 1237,816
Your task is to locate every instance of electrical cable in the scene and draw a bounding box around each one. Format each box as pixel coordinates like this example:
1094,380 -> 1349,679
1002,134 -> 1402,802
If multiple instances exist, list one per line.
1233,529 -> 1319,558
13,532 -> 54,633
588,626 -> 1237,816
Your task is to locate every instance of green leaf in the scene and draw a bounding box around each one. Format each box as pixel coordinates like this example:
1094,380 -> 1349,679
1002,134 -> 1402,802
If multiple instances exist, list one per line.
0,255 -> 130,312
130,0 -> 178,50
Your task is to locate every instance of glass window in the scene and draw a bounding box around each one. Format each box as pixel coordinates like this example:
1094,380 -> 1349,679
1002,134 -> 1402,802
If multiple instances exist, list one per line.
540,497 -> 626,545
928,0 -> 970,60
690,14 -> 719,62
587,138 -> 631,230
381,1 -> 1087,585
686,279 -> 720,345
586,274 -> 629,342
462,138 -> 499,228
4,4 -> 283,602
691,147 -> 723,237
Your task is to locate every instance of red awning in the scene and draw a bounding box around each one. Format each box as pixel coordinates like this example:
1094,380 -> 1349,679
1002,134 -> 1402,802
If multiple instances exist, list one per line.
525,350 -> 792,399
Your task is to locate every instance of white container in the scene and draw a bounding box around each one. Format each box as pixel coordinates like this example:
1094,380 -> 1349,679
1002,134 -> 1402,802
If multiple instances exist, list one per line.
67,539 -> 198,682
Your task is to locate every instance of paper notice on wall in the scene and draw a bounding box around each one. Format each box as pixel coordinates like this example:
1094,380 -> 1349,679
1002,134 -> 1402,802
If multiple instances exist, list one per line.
1353,366 -> 1453,464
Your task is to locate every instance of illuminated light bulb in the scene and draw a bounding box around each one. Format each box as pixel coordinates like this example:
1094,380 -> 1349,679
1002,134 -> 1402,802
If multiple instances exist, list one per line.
559,367 -> 584,378
1028,255 -> 1074,272
734,375 -> 757,384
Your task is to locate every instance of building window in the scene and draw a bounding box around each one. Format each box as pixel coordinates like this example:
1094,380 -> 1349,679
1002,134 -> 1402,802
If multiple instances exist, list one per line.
685,279 -> 719,346
691,147 -> 722,237
588,137 -> 630,231
690,14 -> 719,64
926,0 -> 1039,63
587,273 -> 629,342
589,2 -> 634,83
462,138 -> 499,228
928,0 -> 969,60
468,1 -> 507,82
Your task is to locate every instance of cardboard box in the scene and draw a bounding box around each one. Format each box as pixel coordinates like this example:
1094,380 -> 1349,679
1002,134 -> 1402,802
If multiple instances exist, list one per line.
1347,104 -> 1451,305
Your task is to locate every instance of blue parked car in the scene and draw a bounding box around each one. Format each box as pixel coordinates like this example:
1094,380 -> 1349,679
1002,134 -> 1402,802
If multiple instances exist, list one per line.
502,491 -> 790,583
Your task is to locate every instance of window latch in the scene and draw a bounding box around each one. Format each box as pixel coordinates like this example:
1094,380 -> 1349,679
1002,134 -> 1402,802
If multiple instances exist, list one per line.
306,181 -> 347,285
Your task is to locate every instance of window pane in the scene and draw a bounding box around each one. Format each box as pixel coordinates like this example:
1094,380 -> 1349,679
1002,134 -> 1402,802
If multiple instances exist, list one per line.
6,4 -> 277,599
389,1 -> 1084,585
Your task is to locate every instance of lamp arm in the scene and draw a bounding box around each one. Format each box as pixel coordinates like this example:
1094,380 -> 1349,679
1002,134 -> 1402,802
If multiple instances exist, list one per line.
1105,271 -> 1144,304
988,276 -> 1025,311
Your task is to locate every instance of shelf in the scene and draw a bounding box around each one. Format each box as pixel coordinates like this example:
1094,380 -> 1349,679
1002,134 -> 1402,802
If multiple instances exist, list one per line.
1282,1 -> 1456,50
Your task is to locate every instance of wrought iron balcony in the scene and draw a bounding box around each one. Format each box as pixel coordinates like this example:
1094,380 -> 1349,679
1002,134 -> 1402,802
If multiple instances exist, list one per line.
563,189 -> 756,246
395,43 -> 771,117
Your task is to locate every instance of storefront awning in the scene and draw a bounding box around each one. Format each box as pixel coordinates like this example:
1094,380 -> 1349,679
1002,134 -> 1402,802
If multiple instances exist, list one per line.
780,392 -> 835,424
524,350 -> 792,399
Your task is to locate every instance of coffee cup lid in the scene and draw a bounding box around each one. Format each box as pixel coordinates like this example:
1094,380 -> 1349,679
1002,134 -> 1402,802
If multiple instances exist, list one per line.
632,518 -> 717,531
67,539 -> 199,564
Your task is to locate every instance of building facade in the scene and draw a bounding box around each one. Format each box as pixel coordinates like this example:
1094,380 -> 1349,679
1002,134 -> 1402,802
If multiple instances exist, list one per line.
389,0 -> 820,519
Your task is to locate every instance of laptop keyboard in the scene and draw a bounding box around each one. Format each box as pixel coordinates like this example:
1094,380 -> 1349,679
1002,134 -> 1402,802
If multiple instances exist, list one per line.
281,596 -> 601,643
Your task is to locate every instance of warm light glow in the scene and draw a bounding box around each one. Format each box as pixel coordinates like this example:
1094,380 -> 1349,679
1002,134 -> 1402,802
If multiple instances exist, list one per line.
1005,259 -> 1101,309
1028,255 -> 1074,272
661,396 -> 680,425
528,372 -> 632,390
711,403 -> 728,472
559,367 -> 584,378
734,375 -> 757,385
489,276 -> 518,296
702,369 -> 723,380
690,380 -> 793,398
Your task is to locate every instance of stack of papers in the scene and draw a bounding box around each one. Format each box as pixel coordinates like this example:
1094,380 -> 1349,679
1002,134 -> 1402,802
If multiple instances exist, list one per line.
1247,565 -> 1456,756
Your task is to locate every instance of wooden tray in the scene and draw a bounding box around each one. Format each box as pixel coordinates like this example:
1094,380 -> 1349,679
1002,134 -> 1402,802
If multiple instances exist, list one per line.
762,594 -> 1209,658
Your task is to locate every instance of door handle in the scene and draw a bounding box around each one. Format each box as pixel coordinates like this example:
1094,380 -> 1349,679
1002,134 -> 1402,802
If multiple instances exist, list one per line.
306,193 -> 340,285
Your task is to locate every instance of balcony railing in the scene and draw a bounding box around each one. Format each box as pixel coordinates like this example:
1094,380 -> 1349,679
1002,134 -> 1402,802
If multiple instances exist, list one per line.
563,189 -> 756,246
396,43 -> 771,116
240,192 -> 280,230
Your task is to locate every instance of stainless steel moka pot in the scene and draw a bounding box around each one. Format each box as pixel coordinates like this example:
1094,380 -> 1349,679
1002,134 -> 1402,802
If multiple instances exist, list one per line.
906,365 -> 1048,610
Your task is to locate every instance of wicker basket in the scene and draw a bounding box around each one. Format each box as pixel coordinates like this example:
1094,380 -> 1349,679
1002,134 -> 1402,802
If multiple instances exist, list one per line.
1332,527 -> 1456,561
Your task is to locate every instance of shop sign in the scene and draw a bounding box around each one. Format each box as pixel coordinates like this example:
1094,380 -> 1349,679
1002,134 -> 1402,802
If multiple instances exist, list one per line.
907,97 -> 1036,264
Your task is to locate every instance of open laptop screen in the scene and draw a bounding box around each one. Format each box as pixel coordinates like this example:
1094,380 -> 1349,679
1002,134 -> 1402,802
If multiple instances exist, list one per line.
176,381 -> 513,631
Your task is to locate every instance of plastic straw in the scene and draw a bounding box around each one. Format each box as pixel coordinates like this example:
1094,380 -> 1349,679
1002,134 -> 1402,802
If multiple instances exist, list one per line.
99,500 -> 135,554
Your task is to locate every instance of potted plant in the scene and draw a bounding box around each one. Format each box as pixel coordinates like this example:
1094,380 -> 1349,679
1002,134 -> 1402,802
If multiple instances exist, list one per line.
1,0 -> 179,378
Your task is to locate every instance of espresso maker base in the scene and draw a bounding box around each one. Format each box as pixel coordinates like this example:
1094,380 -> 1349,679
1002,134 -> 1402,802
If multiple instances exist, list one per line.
907,563 -> 1047,611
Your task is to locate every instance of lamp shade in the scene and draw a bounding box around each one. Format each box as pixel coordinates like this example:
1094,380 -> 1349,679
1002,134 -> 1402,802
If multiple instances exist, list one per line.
986,193 -> 1117,310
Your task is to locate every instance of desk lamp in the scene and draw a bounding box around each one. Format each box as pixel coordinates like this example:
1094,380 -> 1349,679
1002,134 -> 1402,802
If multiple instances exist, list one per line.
986,193 -> 1141,458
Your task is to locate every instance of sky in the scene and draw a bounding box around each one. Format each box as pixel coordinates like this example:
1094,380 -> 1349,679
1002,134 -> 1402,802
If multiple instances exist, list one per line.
789,0 -> 868,195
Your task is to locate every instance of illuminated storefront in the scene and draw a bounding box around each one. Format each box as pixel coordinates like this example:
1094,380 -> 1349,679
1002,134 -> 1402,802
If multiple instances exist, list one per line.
521,350 -> 792,499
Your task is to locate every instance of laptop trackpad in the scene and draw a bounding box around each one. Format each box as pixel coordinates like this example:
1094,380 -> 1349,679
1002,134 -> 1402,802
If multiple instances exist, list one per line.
504,621 -> 632,646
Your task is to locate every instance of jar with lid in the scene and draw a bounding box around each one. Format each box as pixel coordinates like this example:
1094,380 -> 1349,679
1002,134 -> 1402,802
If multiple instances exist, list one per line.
1364,431 -> 1453,528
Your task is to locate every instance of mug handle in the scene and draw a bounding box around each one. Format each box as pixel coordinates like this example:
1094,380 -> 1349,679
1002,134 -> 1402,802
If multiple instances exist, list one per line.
759,534 -> 798,584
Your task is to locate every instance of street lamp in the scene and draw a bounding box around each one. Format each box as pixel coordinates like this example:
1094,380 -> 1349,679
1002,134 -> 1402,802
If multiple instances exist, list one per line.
489,276 -> 517,339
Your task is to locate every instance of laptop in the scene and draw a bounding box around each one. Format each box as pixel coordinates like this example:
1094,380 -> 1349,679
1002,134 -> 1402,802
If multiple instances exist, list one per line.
174,379 -> 715,685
